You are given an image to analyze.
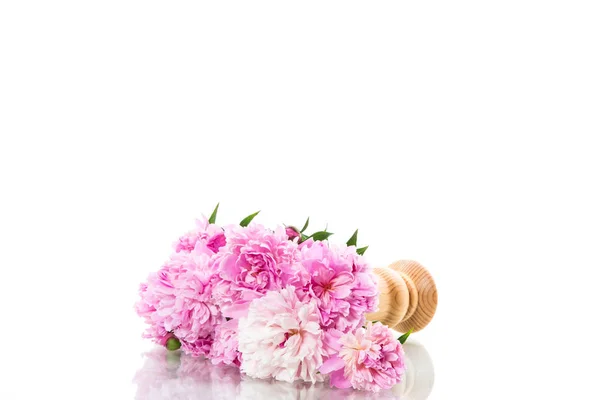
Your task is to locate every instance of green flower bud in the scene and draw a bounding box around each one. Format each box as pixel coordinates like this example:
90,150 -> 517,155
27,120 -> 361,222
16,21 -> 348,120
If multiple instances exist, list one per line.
166,337 -> 181,351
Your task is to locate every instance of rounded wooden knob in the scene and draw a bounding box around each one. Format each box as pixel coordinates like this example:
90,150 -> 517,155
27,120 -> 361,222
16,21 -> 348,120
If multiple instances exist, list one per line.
366,260 -> 438,333
365,267 -> 409,327
390,260 -> 437,333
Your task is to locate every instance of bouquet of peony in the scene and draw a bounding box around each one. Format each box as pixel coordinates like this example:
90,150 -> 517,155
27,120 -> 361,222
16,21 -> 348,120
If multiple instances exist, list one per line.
135,204 -> 409,392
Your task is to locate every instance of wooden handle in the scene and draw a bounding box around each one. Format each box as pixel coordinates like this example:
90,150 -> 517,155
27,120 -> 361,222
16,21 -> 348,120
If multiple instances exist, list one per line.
366,260 -> 438,333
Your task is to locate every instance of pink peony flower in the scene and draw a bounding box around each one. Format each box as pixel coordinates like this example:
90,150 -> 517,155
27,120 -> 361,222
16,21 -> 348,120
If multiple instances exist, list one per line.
170,251 -> 222,345
210,318 -> 241,367
174,216 -> 226,254
238,286 -> 325,383
299,241 -> 378,333
320,322 -> 405,392
135,247 -> 222,357
135,257 -> 184,345
212,224 -> 308,318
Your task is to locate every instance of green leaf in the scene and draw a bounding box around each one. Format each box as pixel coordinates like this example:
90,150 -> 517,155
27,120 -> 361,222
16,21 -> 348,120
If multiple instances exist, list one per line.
398,328 -> 413,344
301,233 -> 309,242
310,231 -> 334,241
300,217 -> 310,233
240,211 -> 260,227
346,229 -> 358,247
356,246 -> 369,255
208,203 -> 220,224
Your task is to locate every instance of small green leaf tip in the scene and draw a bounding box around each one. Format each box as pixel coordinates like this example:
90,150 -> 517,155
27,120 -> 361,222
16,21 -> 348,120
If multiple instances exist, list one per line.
300,217 -> 310,233
398,328 -> 413,344
346,229 -> 358,247
166,337 -> 181,351
208,203 -> 220,224
356,246 -> 369,255
240,211 -> 260,227
310,231 -> 334,241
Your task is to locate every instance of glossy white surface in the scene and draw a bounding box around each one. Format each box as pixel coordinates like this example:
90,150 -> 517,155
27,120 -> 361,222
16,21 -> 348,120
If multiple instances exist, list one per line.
132,341 -> 434,400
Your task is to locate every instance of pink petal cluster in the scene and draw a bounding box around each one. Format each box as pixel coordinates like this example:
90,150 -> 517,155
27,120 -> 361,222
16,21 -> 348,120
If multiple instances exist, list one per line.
209,318 -> 241,367
238,286 -> 325,383
174,216 -> 226,254
320,322 -> 405,392
299,240 -> 378,333
136,225 -> 224,356
211,224 -> 308,318
135,257 -> 183,345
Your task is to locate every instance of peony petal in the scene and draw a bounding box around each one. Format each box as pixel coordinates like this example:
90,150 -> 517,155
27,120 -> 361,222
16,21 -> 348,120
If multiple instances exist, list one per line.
331,285 -> 352,299
219,255 -> 239,280
221,301 -> 250,319
329,369 -> 352,389
331,271 -> 354,287
320,356 -> 345,374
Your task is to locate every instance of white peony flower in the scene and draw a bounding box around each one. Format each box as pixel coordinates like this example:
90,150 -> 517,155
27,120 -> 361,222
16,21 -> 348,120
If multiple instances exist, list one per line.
238,286 -> 325,383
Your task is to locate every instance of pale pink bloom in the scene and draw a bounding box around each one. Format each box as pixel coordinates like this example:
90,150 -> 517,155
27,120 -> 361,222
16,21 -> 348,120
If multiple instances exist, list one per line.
299,241 -> 378,333
210,318 -> 241,367
212,224 -> 308,318
135,248 -> 222,356
320,322 -> 405,392
238,286 -> 325,383
170,251 -> 222,344
174,216 -> 226,254
135,256 -> 184,345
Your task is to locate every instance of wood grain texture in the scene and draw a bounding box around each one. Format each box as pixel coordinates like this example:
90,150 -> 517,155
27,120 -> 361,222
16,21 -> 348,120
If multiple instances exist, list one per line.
390,260 -> 438,333
365,267 -> 409,327
397,271 -> 419,322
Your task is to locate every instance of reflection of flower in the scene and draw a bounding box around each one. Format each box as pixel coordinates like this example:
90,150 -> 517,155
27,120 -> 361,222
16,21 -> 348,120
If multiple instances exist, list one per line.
133,347 -> 410,400
238,286 -> 325,383
177,351 -> 213,382
238,378 -> 400,400
132,348 -> 182,400
320,322 -> 405,392
318,385 -> 400,400
239,378 -> 325,400
210,364 -> 242,400
133,349 -> 213,400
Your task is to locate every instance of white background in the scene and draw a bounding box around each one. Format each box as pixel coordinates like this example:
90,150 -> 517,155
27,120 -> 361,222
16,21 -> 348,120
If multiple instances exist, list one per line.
1,1 -> 599,399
